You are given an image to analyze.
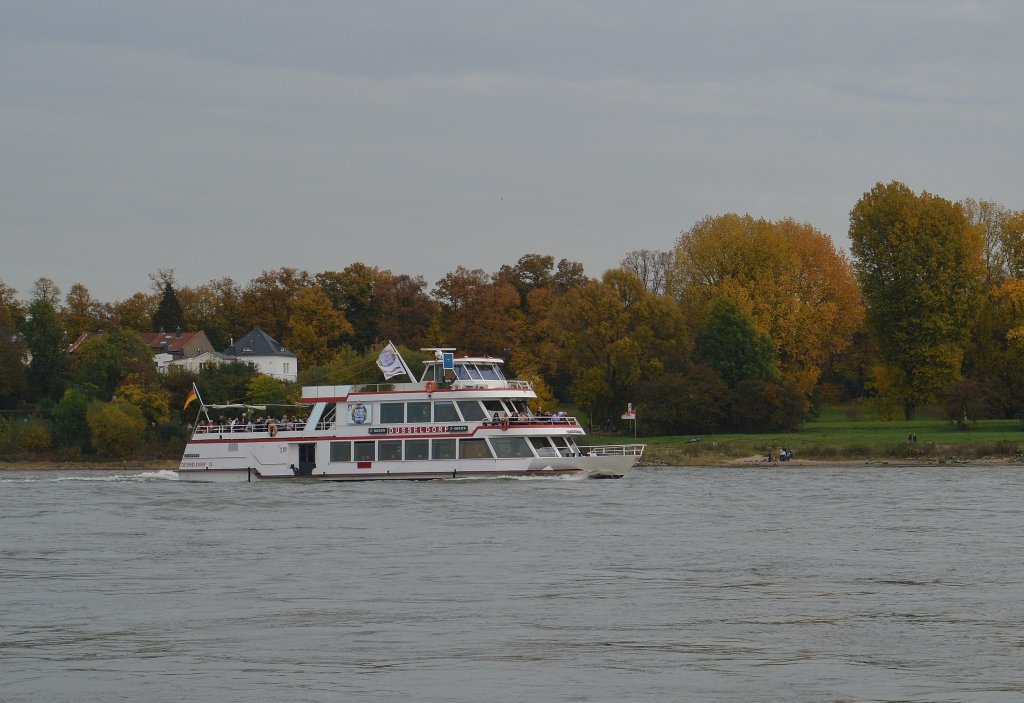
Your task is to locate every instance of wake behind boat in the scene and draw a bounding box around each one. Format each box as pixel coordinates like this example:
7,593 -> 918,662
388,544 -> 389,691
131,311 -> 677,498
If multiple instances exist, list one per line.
178,346 -> 644,482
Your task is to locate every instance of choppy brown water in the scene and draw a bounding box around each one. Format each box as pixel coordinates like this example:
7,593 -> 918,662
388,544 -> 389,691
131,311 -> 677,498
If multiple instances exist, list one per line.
2,465 -> 1023,702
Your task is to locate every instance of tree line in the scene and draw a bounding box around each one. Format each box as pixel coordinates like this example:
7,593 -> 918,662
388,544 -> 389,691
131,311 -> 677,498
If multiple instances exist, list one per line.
2,180 -> 1023,458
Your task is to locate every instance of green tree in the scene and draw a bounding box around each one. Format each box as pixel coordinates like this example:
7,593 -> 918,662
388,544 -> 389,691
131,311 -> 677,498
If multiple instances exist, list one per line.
52,385 -> 99,450
21,283 -> 68,401
850,181 -> 985,419
692,298 -> 779,387
152,281 -> 185,332
0,302 -> 26,405
69,329 -> 155,400
246,374 -> 294,405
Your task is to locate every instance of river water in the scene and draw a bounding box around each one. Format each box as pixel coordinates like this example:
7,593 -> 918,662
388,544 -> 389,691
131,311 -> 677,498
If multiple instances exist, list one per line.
1,465 -> 1022,702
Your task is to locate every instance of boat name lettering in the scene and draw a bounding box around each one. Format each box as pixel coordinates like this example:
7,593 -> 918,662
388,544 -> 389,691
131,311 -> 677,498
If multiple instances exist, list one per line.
180,460 -> 212,468
367,425 -> 469,435
183,453 -> 200,458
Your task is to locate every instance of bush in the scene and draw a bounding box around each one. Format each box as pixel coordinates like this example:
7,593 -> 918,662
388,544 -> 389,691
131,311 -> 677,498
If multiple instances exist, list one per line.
87,400 -> 146,457
15,418 -> 52,453
635,366 -> 730,436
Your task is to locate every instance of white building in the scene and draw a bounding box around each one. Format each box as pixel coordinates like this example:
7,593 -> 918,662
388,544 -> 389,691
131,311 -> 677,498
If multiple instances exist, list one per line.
221,325 -> 298,382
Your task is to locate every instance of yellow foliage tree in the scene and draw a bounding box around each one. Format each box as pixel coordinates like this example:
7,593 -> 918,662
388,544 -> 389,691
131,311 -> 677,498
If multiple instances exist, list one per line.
285,286 -> 353,368
671,214 -> 863,396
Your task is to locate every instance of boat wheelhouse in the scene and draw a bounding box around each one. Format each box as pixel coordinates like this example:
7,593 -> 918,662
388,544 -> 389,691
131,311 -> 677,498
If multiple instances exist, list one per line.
178,347 -> 644,482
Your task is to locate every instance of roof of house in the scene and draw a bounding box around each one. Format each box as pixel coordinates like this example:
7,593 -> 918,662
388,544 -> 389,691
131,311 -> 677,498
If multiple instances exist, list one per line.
222,325 -> 296,358
68,331 -> 103,354
138,330 -> 209,355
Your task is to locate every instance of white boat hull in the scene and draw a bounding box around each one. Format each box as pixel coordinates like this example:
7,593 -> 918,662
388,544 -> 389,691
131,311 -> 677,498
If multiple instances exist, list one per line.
177,448 -> 637,483
180,353 -> 644,484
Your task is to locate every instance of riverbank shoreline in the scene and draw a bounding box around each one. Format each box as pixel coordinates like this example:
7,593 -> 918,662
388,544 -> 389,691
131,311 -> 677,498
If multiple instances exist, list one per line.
3,454 -> 1023,471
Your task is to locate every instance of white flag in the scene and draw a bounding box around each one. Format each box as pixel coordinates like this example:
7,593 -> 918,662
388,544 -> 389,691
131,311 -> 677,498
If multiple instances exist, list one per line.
376,343 -> 407,379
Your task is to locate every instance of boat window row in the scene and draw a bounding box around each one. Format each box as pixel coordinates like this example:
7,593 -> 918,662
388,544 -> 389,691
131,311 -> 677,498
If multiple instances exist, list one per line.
421,362 -> 505,383
329,435 -> 578,462
378,399 -> 531,424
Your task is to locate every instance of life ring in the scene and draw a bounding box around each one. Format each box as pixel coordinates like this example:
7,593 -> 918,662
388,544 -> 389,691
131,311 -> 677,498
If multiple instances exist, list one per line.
425,381 -> 437,393
268,422 -> 278,437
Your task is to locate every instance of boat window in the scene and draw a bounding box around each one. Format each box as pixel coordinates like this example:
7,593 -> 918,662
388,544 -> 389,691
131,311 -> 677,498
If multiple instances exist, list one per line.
433,401 -> 459,422
380,402 -> 404,424
432,438 -> 456,460
456,400 -> 486,421
354,441 -> 375,461
489,436 -> 534,458
330,442 -> 351,462
465,365 -> 483,380
307,403 -> 326,429
454,365 -> 471,380
459,438 -> 493,459
482,400 -> 508,413
405,439 -> 429,460
378,440 -> 402,461
550,436 -> 572,457
477,364 -> 501,380
407,401 -> 431,423
319,403 -> 337,429
529,437 -> 557,457
420,364 -> 441,382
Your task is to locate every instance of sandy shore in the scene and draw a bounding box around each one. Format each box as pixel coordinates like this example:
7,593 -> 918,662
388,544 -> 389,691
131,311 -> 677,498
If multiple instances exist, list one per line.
0,459 -> 179,471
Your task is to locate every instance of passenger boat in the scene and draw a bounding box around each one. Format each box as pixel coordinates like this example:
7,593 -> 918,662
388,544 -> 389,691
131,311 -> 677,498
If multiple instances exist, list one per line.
177,346 -> 644,482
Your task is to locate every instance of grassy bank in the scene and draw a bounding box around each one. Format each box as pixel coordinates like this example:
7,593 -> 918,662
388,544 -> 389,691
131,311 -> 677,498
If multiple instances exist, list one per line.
628,415 -> 1024,466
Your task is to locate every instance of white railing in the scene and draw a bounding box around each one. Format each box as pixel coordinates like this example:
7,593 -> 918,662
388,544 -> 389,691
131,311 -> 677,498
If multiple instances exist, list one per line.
575,444 -> 646,457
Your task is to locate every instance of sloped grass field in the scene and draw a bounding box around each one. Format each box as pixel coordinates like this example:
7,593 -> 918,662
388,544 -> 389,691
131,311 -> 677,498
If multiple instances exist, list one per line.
619,409 -> 1024,465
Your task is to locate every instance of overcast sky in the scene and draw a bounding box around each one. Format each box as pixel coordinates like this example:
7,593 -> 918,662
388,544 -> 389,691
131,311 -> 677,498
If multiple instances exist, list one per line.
2,1 -> 1022,302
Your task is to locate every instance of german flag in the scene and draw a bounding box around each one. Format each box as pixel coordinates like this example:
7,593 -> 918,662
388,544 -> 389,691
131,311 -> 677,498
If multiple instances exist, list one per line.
184,383 -> 199,410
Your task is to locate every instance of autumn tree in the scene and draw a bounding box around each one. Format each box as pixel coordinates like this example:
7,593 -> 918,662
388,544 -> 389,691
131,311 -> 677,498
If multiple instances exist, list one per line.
315,264 -> 390,352
178,277 -> 246,350
285,286 -> 353,367
87,400 -> 147,457
110,292 -> 157,331
670,214 -> 863,396
621,249 -> 674,295
242,267 -> 312,342
374,274 -> 437,349
432,266 -> 524,355
551,268 -> 685,423
850,181 -> 985,419
62,283 -> 108,341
